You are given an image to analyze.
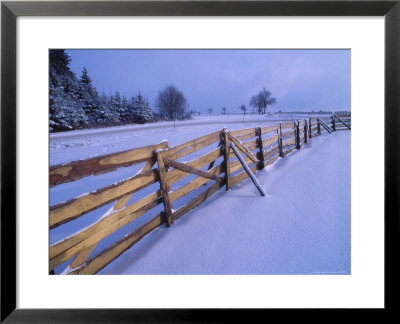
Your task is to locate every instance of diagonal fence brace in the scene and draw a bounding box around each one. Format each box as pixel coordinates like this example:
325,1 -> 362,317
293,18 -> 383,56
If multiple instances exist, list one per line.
334,115 -> 351,130
163,158 -> 224,183
319,119 -> 333,133
230,142 -> 266,196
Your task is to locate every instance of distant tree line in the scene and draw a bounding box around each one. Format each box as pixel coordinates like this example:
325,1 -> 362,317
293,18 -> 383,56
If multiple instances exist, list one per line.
49,50 -> 191,133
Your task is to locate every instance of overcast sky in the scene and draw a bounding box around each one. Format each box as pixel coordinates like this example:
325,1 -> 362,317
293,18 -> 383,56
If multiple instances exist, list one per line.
67,49 -> 350,114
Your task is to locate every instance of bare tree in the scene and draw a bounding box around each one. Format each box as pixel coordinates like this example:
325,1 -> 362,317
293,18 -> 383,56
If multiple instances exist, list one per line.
239,104 -> 247,123
221,107 -> 226,115
249,87 -> 277,114
208,108 -> 213,115
156,85 -> 187,120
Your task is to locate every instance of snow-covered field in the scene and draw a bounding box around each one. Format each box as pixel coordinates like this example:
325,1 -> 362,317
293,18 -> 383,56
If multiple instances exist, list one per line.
50,114 -> 313,165
50,114 -> 350,275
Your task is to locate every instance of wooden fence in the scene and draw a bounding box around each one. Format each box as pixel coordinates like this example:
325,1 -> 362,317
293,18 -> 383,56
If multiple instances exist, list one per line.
49,114 -> 351,274
319,113 -> 351,131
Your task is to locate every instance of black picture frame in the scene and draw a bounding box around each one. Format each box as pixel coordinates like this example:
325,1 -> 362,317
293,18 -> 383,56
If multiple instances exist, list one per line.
1,0 -> 399,322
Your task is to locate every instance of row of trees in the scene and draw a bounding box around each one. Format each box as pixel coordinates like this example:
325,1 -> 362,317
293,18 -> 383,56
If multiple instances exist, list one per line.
49,50 -> 192,132
49,50 -> 279,132
49,50 -> 154,132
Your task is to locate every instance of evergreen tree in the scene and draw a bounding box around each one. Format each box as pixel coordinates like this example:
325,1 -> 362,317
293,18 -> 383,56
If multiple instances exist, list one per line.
113,91 -> 125,123
106,93 -> 121,125
49,50 -> 88,132
94,92 -> 107,125
119,95 -> 132,123
49,49 -> 71,75
122,95 -> 128,106
78,67 -> 99,126
132,93 -> 153,124
49,51 -> 155,131
80,67 -> 92,87
94,92 -> 118,126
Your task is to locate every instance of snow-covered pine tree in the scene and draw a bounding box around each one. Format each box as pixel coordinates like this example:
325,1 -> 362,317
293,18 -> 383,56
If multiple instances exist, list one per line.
119,95 -> 132,124
49,79 -> 89,132
101,93 -> 120,126
95,92 -> 111,126
49,49 -> 71,75
49,51 -> 155,131
132,92 -> 154,124
49,49 -> 88,132
78,67 -> 99,126
113,91 -> 124,124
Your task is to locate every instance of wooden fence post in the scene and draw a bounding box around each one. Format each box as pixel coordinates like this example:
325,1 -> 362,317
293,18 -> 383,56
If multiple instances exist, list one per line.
331,115 -> 336,131
156,150 -> 174,226
223,128 -> 231,190
317,117 -> 321,135
309,117 -> 312,138
295,121 -> 300,149
278,122 -> 284,157
256,127 -> 264,169
304,119 -> 308,144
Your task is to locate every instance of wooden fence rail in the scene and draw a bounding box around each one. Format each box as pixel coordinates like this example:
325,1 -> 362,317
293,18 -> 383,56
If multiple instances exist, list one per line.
50,114 -> 351,274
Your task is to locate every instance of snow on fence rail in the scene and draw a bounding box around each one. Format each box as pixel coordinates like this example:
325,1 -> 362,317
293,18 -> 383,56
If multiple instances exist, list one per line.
49,114 -> 351,275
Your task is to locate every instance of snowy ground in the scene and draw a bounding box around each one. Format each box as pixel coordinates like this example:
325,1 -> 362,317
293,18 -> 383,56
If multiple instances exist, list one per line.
50,114 -> 350,275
